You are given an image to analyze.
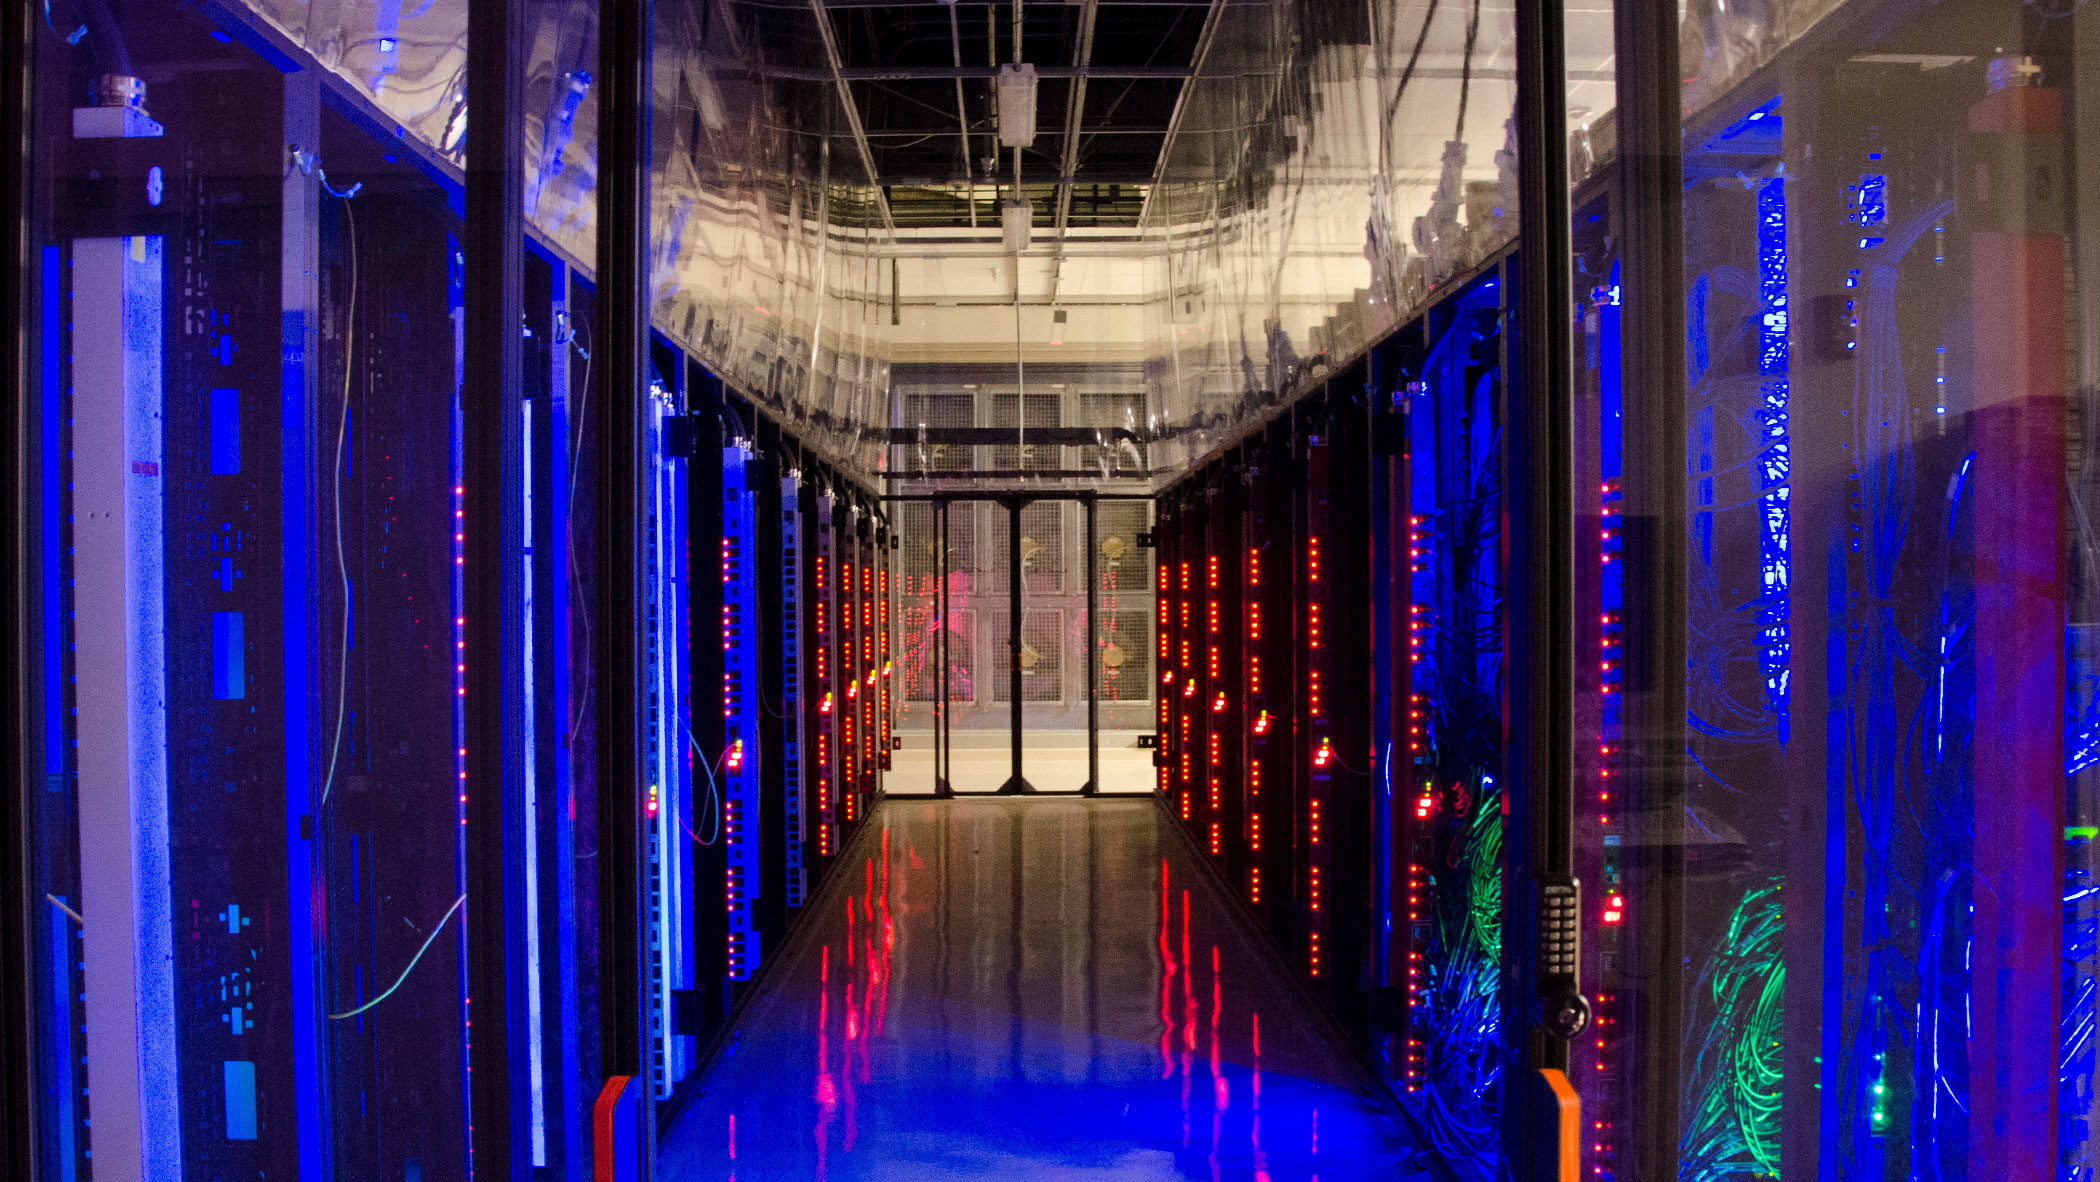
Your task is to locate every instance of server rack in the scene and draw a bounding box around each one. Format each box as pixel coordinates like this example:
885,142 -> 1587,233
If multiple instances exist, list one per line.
1390,269 -> 1511,1180
774,453 -> 809,912
14,16 -> 623,1172
1155,259 -> 1516,1180
669,367 -> 892,1066
814,486 -> 842,857
7,0 -> 901,1172
1570,188 -> 1629,1181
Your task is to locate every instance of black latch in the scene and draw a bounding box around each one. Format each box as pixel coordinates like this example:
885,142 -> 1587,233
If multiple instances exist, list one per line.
1538,876 -> 1590,1039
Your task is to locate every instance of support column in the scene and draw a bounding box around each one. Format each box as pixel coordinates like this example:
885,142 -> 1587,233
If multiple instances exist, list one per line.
1612,0 -> 1689,1178
595,0 -> 654,1168
463,0 -> 531,1167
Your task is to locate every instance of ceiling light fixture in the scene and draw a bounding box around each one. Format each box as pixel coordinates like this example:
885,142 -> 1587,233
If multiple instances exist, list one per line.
997,62 -> 1038,147
1003,198 -> 1033,252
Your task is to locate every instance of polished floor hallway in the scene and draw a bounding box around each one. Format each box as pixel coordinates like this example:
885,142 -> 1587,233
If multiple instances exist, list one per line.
659,799 -> 1426,1181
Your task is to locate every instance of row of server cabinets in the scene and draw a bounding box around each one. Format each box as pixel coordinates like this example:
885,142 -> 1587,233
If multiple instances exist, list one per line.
1155,10 -> 2090,1178
663,351 -> 896,1026
19,7 -> 893,1177
1153,261 -> 1511,1175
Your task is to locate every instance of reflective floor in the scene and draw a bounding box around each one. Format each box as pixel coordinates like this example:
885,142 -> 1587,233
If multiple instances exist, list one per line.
659,798 -> 1427,1181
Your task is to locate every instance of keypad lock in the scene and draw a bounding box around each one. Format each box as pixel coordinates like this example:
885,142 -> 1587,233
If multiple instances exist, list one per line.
1539,876 -> 1591,1040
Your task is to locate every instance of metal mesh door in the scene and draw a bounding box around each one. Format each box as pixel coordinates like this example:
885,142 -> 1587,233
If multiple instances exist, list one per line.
986,391 -> 1063,472
894,502 -> 976,711
895,391 -> 975,474
890,496 -> 1153,796
1093,500 -> 1155,717
1092,500 -> 1155,791
1018,501 -> 1089,791
985,500 -> 1064,596
937,501 -> 1003,792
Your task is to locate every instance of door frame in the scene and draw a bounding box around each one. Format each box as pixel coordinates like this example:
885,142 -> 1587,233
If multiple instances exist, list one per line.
887,491 -> 1153,797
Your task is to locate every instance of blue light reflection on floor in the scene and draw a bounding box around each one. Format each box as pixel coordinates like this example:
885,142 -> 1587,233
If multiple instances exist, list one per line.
659,799 -> 1427,1181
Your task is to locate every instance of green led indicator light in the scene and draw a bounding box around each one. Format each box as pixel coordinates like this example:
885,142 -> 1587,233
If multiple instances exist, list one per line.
2069,826 -> 2098,841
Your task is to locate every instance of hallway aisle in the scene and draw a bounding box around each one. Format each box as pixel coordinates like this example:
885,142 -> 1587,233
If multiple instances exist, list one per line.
658,799 -> 1427,1181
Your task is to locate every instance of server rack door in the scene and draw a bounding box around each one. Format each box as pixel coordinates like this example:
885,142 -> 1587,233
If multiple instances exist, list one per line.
812,491 -> 842,857
718,439 -> 762,1003
778,468 -> 809,909
1568,191 -> 1630,1181
640,356 -> 694,1096
19,13 -> 552,1172
752,441 -> 789,956
1320,367 -> 1378,1030
1154,504 -> 1175,806
1200,480 -> 1241,862
1399,272 -> 1510,1182
856,516 -> 881,816
306,95 -> 479,1182
1246,426 -> 1296,949
878,524 -> 894,789
1603,7 -> 2092,1175
839,510 -> 865,825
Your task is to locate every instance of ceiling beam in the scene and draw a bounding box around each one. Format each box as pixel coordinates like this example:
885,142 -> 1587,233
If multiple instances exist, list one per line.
883,172 -> 1156,187
741,0 -> 1217,7
1132,0 -> 1229,231
806,0 -> 897,235
1047,0 -> 1099,307
737,62 -> 1602,84
945,1 -> 975,226
850,125 -> 1169,137
1052,0 -> 1100,240
744,63 -> 1203,82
